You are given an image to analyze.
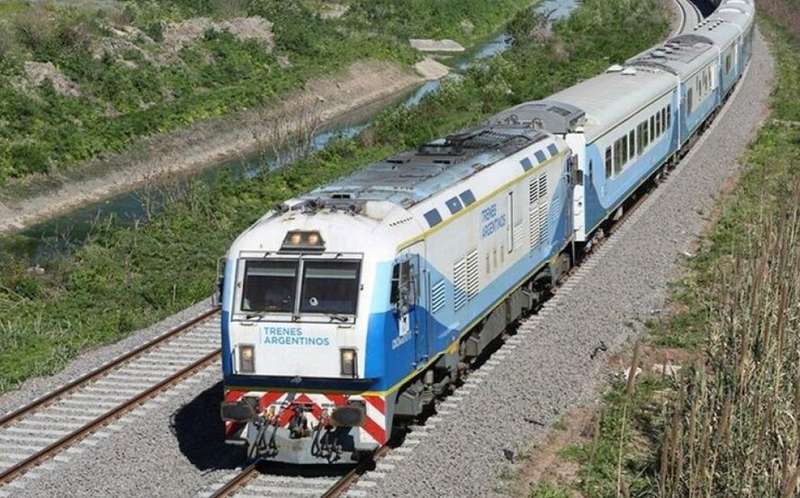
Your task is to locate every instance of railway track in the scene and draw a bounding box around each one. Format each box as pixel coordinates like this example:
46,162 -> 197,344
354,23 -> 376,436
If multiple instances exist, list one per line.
675,0 -> 704,35
200,438 -> 397,498
0,308 -> 221,491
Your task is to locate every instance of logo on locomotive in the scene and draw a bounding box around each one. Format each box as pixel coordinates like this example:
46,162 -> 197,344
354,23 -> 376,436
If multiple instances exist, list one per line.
480,203 -> 506,239
262,326 -> 331,346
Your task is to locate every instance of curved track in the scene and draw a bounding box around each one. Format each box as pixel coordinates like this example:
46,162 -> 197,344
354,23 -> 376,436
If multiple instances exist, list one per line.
0,309 -> 221,489
675,0 -> 704,34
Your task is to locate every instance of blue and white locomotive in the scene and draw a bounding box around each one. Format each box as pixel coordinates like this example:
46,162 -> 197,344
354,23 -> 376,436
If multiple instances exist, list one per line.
219,0 -> 754,464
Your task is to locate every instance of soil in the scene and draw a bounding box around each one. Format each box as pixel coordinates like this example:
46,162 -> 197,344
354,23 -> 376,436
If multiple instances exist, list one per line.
162,17 -> 274,56
22,61 -> 82,97
0,59 -> 424,234
510,405 -> 597,497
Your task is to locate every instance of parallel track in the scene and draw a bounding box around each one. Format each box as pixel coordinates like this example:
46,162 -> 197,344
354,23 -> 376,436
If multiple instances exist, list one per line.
0,308 -> 221,488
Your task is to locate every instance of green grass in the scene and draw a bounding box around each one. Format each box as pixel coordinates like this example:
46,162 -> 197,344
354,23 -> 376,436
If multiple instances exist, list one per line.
530,481 -> 574,498
0,0 -> 28,18
0,0 -> 541,184
0,0 -> 668,392
544,9 -> 800,497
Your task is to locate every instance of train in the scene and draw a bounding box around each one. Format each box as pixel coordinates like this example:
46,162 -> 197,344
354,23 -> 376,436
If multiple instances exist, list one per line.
218,0 -> 754,464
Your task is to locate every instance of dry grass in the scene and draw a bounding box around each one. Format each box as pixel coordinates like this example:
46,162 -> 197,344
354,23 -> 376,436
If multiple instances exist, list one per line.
760,0 -> 800,40
657,181 -> 800,497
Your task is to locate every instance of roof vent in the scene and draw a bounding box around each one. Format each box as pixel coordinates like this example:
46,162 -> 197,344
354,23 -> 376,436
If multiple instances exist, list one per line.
652,50 -> 666,58
606,64 -> 624,73
622,67 -> 637,76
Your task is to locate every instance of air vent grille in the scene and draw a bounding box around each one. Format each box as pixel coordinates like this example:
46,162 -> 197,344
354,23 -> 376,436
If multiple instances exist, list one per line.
453,258 -> 467,311
431,280 -> 446,314
466,250 -> 480,299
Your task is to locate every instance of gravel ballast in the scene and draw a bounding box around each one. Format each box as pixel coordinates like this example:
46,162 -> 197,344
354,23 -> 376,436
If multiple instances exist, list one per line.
366,30 -> 774,497
2,19 -> 774,498
0,299 -> 214,418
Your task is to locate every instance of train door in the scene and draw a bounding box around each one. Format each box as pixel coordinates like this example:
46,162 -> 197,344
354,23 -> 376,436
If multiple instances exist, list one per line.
393,242 -> 429,369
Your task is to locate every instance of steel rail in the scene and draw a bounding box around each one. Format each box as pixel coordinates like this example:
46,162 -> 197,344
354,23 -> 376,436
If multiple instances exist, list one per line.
0,307 -> 221,485
208,444 -> 391,498
208,462 -> 261,498
0,348 -> 221,485
321,445 -> 392,498
674,0 -> 688,35
0,308 -> 219,429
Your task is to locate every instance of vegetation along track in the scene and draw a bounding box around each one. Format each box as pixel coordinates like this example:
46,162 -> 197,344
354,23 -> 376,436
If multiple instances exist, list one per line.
0,308 -> 221,490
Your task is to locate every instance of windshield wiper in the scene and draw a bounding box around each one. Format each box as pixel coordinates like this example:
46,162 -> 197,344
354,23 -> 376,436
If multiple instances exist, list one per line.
329,314 -> 350,323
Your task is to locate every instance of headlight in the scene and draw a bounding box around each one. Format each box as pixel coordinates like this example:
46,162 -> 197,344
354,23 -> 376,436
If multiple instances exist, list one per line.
239,344 -> 255,373
340,348 -> 357,377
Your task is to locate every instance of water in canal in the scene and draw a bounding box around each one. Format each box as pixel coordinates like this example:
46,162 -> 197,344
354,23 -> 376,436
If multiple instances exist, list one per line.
7,0 -> 580,264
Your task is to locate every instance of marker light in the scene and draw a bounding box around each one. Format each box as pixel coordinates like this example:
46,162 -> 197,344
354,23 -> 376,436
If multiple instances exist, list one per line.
239,344 -> 255,373
281,231 -> 326,252
340,348 -> 357,377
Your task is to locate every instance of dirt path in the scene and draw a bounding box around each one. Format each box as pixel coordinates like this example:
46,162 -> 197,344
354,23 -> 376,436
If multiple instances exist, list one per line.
0,60 -> 423,234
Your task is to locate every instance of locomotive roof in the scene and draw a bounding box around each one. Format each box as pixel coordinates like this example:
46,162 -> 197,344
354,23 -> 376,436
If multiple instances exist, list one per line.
300,123 -> 554,210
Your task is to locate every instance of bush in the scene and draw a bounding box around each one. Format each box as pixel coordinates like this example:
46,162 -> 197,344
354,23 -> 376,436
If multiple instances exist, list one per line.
9,142 -> 50,176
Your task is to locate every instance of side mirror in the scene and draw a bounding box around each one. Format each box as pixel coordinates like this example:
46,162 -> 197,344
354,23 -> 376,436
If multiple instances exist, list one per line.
213,257 -> 225,307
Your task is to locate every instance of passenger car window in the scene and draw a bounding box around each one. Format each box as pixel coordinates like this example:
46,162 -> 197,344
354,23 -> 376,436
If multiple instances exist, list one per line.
628,130 -> 636,159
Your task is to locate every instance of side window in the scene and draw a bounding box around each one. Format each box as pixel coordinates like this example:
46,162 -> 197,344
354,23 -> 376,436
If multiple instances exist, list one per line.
643,119 -> 649,146
636,124 -> 643,155
628,130 -> 636,159
390,260 -> 416,311
605,147 -> 612,178
666,105 -> 671,129
650,115 -> 655,140
613,139 -> 622,175
621,134 -> 628,165
655,112 -> 661,137
687,87 -> 694,114
725,53 -> 732,73
661,108 -> 667,131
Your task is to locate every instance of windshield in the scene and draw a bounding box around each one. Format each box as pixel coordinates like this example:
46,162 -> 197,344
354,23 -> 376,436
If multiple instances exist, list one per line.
300,261 -> 361,315
241,260 -> 297,313
239,259 -> 361,316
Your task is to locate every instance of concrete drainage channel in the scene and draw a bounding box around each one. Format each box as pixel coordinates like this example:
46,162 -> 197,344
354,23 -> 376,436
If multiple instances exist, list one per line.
0,310 -> 221,496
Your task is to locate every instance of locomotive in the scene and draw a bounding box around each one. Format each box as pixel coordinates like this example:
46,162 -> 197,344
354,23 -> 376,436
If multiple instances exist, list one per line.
219,0 -> 754,464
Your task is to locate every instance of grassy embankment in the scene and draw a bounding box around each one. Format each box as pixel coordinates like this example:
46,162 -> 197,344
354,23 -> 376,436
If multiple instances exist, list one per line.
0,0 -> 668,392
527,3 -> 800,497
0,0 -> 535,184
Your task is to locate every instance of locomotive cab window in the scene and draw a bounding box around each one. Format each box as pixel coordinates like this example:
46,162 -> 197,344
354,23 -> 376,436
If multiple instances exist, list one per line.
241,260 -> 298,313
300,261 -> 361,315
391,259 -> 417,312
